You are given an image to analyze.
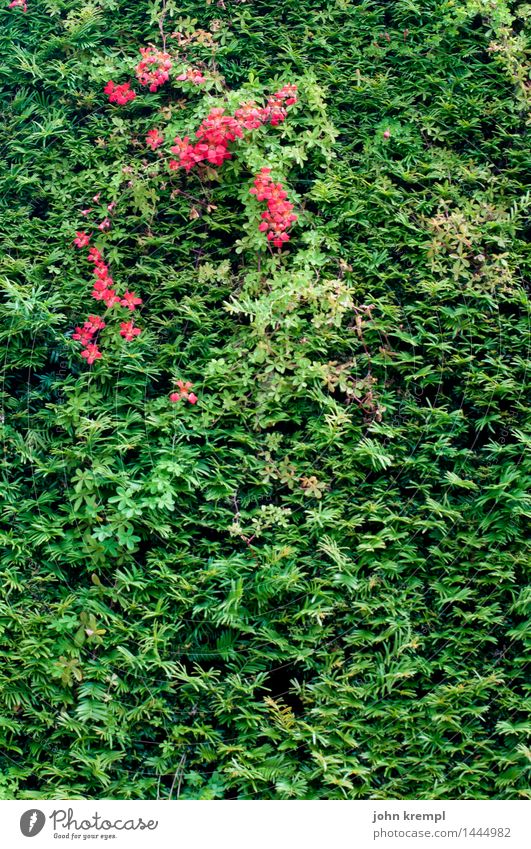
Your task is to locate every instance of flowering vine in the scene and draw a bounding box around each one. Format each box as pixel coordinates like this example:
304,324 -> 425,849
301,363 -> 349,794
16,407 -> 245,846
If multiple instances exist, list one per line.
70,33 -> 301,416
169,108 -> 243,171
167,85 -> 298,175
250,168 -> 298,247
71,237 -> 143,366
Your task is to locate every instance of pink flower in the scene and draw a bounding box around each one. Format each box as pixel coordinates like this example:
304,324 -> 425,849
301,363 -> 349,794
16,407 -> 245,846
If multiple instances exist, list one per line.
103,290 -> 121,308
250,169 -> 297,248
92,194 -> 101,203
119,321 -> 141,341
235,102 -> 266,131
73,231 -> 90,248
146,128 -> 164,150
259,84 -> 298,127
196,108 -> 243,145
169,109 -> 244,173
107,202 -> 116,212
136,45 -> 172,92
72,313 -> 106,346
72,326 -> 93,346
86,314 -> 106,332
177,68 -> 205,85
169,136 -> 201,172
274,83 -> 298,106
80,344 -> 102,365
87,248 -> 103,265
120,291 -> 143,311
94,264 -> 112,281
98,218 -> 111,231
91,288 -> 107,301
170,380 -> 197,403
383,129 -> 390,139
104,81 -> 136,106
8,0 -> 27,11
81,208 -> 92,217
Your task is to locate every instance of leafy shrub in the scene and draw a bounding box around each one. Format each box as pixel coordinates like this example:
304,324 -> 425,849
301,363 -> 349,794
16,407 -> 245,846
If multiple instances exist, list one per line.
0,0 -> 529,800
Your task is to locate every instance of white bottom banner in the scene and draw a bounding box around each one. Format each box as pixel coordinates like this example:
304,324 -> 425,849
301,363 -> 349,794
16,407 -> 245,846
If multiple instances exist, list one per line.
1,800 -> 528,849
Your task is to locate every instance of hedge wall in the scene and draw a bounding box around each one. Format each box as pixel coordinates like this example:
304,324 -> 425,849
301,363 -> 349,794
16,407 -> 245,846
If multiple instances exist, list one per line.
0,0 -> 529,799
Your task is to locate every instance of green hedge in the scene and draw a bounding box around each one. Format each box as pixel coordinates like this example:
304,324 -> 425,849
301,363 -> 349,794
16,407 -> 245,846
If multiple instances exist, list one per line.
0,0 -> 529,799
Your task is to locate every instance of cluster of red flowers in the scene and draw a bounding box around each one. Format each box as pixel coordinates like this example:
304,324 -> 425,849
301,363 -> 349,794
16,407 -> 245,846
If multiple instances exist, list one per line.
72,230 -> 143,364
233,85 -> 299,129
234,102 -> 266,131
168,85 -> 298,173
169,107 -> 243,171
88,245 -> 120,308
86,73 -> 298,372
250,168 -> 298,248
136,45 -> 172,92
170,380 -> 198,405
120,320 -> 142,341
104,81 -> 136,105
176,68 -> 205,85
264,84 -> 298,126
72,315 -> 106,364
71,224 -> 198,400
73,231 -> 90,249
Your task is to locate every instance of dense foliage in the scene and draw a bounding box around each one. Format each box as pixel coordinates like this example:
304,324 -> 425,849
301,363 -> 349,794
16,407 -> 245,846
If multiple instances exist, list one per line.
0,0 -> 529,800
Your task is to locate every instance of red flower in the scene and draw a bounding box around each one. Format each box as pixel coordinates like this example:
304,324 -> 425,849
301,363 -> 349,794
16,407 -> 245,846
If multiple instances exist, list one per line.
73,326 -> 93,346
93,265 -> 113,282
250,169 -> 297,248
73,313 -> 106,347
73,231 -> 90,248
170,108 -> 246,172
104,81 -> 136,105
234,102 -> 266,131
274,83 -> 298,106
196,108 -> 243,145
170,380 -> 197,404
102,289 -> 121,308
177,68 -> 205,85
259,84 -> 298,127
136,45 -> 172,92
80,344 -> 102,365
86,314 -> 106,332
119,321 -> 142,341
120,291 -> 143,311
169,136 -> 201,172
87,247 -> 103,264
146,129 -> 164,150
